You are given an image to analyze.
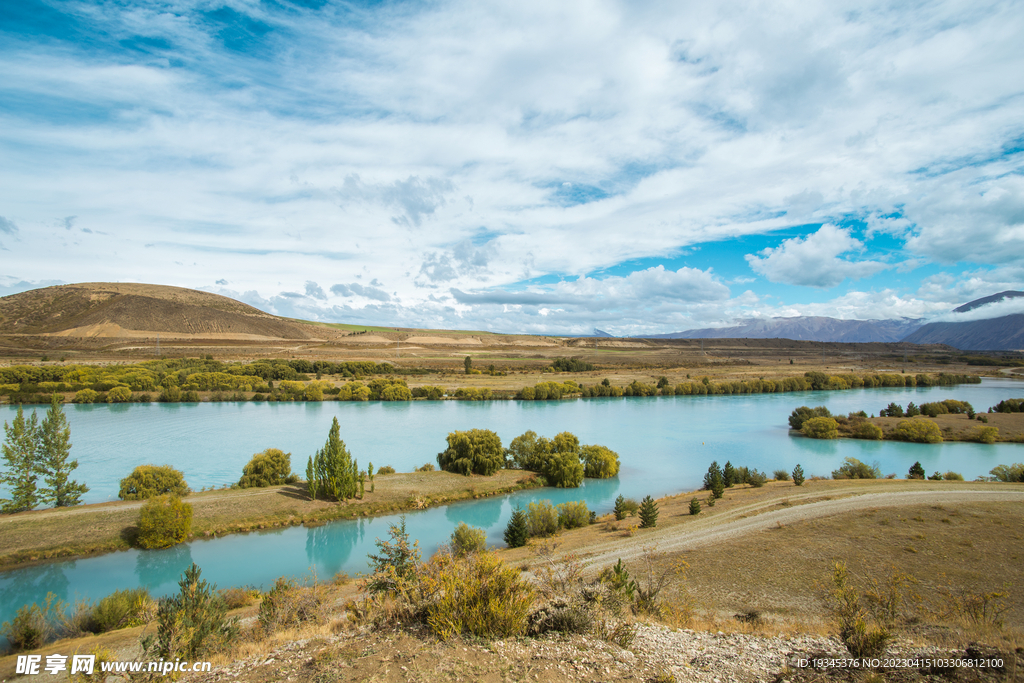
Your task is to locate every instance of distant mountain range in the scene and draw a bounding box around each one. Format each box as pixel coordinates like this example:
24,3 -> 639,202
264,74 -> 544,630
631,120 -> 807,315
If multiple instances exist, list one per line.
902,291 -> 1024,350
645,316 -> 923,343
644,291 -> 1024,350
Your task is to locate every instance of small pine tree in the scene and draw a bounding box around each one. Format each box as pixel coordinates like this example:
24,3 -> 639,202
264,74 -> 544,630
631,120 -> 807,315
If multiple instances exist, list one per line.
504,507 -> 529,548
792,464 -> 805,486
704,461 -> 724,498
722,461 -> 735,488
1,406 -> 41,513
613,494 -> 628,520
142,563 -> 237,660
638,495 -> 658,528
37,394 -> 88,507
908,461 -> 925,480
689,498 -> 701,515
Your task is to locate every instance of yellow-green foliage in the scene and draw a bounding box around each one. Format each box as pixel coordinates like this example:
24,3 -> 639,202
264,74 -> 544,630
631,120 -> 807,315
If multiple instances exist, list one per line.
891,419 -> 943,443
545,451 -> 584,487
801,416 -> 839,439
421,550 -> 534,639
120,465 -> 190,500
990,463 -> 1024,482
0,383 -> 20,395
437,429 -> 504,476
137,495 -> 193,549
450,522 -> 488,556
556,500 -> 590,529
91,588 -> 153,633
181,372 -> 261,392
526,500 -> 560,537
238,448 -> 292,488
970,426 -> 998,444
337,381 -> 371,401
581,444 -> 620,478
853,422 -> 883,440
73,388 -> 99,403
824,561 -> 892,658
106,386 -> 133,403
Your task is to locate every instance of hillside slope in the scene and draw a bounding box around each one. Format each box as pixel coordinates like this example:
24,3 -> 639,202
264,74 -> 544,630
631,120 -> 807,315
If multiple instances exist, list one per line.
0,283 -> 320,339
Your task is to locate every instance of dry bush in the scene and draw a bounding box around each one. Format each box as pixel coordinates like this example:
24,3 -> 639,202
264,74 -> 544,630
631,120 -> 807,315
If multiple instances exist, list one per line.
219,587 -> 257,610
933,582 -> 1011,628
821,561 -> 892,658
257,577 -> 329,635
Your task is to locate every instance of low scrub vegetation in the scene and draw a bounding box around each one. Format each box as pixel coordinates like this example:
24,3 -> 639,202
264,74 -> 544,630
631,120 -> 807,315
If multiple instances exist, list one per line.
238,448 -> 296,488
136,494 -> 193,549
832,457 -> 881,480
142,563 -> 238,661
450,522 -> 488,556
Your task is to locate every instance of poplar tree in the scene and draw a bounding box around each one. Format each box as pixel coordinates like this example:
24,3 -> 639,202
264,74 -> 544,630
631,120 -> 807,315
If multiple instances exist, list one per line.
1,406 -> 40,513
37,394 -> 88,507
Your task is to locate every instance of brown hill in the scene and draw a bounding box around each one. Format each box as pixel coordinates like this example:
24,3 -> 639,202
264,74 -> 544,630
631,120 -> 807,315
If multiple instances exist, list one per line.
0,283 -> 320,340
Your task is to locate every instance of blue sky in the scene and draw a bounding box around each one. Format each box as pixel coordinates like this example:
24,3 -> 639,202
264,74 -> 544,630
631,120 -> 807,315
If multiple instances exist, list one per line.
1,0 -> 1023,335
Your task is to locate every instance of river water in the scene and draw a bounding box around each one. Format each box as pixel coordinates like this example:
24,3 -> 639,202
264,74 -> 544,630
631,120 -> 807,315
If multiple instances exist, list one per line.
1,378 -> 1022,627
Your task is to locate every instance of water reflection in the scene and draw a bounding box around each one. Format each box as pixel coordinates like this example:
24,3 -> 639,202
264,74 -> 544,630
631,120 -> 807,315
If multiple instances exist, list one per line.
0,561 -> 71,611
136,544 -> 194,589
305,518 -> 365,578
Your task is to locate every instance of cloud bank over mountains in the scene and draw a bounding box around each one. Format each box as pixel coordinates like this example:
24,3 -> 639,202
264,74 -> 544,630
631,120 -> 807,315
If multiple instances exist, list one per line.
0,0 -> 1022,334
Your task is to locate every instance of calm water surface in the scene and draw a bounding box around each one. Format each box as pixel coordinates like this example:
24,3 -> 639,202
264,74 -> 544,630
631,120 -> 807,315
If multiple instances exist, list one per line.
1,379 -> 1022,627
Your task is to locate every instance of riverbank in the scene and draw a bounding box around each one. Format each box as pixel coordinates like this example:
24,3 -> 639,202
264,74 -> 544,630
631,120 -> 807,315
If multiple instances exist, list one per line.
3,479 -> 1023,682
0,469 -> 540,570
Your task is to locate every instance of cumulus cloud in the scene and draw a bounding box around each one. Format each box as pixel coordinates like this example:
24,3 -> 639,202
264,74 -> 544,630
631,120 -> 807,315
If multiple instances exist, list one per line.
745,224 -> 890,288
331,282 -> 391,301
305,280 -> 327,299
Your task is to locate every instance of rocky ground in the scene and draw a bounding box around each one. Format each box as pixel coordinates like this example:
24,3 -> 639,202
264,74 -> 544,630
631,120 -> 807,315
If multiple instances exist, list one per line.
179,623 -> 1023,683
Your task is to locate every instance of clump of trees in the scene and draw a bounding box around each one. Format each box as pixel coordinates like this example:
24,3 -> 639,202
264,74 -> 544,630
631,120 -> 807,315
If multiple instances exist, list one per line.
550,357 -> 595,372
437,429 -> 504,476
1,395 -> 87,512
120,465 -> 190,500
305,417 -> 358,500
891,420 -> 943,444
788,406 -> 832,430
989,463 -> 1024,482
802,416 -> 839,439
238,448 -> 296,488
506,430 -> 619,487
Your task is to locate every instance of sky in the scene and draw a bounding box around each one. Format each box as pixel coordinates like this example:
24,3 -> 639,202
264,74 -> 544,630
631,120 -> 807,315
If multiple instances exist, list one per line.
1,0 -> 1023,336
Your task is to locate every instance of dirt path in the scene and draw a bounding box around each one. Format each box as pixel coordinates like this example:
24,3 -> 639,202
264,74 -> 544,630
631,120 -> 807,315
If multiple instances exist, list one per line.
0,487 -> 285,523
579,488 -> 1024,569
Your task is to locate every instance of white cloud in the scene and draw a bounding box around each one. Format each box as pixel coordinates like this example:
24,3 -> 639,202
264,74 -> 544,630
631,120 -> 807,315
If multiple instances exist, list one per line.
745,224 -> 889,288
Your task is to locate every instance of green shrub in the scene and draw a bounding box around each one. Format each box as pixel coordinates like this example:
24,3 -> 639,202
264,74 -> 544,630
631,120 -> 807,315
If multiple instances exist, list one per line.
908,461 -> 925,479
377,465 -> 396,474
257,578 -> 327,634
788,405 -> 832,430
451,522 -> 488,556
689,498 -> 700,515
556,500 -> 590,529
366,517 -> 422,595
142,563 -> 237,660
823,561 -> 892,659
792,464 -> 805,486
91,588 -> 153,633
581,445 -> 620,478
747,469 -> 768,487
638,495 -> 658,528
423,550 -> 534,639
73,389 -> 99,404
801,417 -> 839,439
136,495 -> 193,549
1,600 -> 53,650
990,463 -> 1024,482
832,458 -> 880,480
526,500 -> 559,537
543,451 -> 584,488
853,422 -> 883,440
238,448 -> 292,488
504,507 -> 529,548
119,465 -> 190,500
415,463 -> 435,472
773,469 -> 790,481
436,429 -> 504,476
891,420 -> 943,443
970,426 -> 998,444
942,471 -> 963,481
106,386 -> 133,403
613,496 -> 639,520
